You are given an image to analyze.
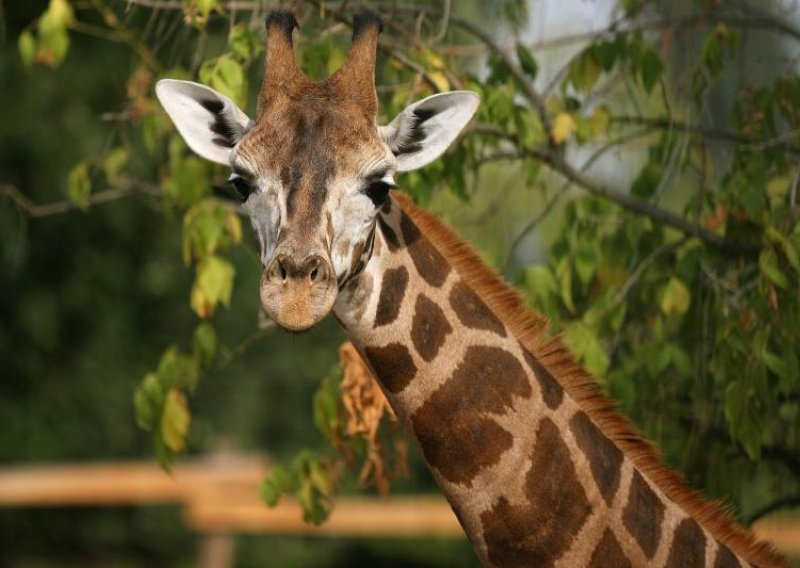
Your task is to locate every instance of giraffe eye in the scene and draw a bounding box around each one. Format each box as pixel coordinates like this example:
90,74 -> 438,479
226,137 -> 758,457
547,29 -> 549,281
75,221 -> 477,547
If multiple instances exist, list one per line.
364,180 -> 396,206
229,174 -> 253,202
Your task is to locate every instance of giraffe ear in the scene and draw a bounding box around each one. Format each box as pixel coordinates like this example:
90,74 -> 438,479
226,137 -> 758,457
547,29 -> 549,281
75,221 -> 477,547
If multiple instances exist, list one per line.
380,91 -> 480,172
155,79 -> 252,165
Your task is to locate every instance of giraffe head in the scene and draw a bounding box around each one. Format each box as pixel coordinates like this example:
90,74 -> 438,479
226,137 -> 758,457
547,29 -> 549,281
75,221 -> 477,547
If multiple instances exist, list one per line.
156,11 -> 478,331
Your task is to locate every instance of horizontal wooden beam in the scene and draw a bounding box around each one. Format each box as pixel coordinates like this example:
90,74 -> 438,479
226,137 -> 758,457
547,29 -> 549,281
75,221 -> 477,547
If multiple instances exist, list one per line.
0,456 -> 267,506
0,458 -> 797,554
185,497 -> 462,537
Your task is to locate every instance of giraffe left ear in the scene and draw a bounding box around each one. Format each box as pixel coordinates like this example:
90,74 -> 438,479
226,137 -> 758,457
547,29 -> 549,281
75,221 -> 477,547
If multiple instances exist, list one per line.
380,91 -> 480,172
155,79 -> 252,165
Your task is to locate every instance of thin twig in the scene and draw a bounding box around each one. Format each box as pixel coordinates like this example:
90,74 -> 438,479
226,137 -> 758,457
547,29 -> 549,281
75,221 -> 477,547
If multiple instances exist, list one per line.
599,239 -> 687,320
613,116 -> 800,153
1,180 -> 161,219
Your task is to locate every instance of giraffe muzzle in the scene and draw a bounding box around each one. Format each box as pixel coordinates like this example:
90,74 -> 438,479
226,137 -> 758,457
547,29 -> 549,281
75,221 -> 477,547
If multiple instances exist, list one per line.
260,252 -> 338,332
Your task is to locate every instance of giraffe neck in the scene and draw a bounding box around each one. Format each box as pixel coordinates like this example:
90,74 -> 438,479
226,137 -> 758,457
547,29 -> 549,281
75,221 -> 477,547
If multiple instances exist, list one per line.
333,194 -> 786,568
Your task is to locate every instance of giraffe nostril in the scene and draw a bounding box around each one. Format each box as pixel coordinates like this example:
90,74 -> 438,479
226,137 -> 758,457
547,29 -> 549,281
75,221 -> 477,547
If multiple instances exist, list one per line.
310,267 -> 319,282
277,259 -> 288,281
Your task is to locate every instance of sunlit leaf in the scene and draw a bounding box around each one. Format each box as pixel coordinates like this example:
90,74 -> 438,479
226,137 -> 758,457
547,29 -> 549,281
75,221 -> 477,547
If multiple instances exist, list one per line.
569,52 -> 599,92
191,255 -> 235,319
660,277 -> 691,316
18,31 -> 36,68
103,148 -> 129,183
551,112 -> 577,145
564,321 -> 609,377
161,388 -> 190,452
67,162 -> 91,211
134,373 -> 164,432
229,22 -> 261,61
759,249 -> 788,289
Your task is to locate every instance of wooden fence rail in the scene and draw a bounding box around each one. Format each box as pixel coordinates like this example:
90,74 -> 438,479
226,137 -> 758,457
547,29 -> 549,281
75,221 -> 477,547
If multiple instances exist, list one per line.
0,455 -> 797,557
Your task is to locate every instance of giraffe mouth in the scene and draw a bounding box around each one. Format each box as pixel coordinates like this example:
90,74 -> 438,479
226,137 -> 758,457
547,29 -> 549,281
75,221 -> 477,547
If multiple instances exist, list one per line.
259,252 -> 338,332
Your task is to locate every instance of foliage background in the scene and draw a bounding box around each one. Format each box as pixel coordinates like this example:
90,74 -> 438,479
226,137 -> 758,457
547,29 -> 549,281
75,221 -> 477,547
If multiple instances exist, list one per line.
0,0 -> 798,566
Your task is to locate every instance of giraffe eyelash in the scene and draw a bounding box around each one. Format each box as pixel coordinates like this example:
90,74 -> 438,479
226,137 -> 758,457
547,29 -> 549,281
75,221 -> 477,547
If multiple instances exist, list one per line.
364,178 -> 396,206
228,174 -> 254,202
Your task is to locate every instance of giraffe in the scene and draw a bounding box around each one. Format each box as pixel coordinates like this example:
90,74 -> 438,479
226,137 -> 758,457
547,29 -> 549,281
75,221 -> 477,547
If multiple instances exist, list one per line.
155,10 -> 788,568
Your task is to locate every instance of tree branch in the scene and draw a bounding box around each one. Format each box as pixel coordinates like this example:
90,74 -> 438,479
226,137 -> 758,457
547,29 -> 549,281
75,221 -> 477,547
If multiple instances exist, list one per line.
477,146 -> 760,256
612,116 -> 800,153
1,179 -> 162,219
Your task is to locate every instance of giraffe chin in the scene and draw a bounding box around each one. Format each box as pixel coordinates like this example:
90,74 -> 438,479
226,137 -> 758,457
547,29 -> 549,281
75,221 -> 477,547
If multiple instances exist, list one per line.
259,277 -> 338,333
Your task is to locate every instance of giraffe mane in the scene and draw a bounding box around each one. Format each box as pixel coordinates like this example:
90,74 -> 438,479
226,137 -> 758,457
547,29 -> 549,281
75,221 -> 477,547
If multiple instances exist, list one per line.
393,192 -> 788,568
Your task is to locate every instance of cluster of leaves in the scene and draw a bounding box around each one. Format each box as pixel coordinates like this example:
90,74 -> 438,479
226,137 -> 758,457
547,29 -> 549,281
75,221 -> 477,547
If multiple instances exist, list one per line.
134,323 -> 216,468
513,23 -> 799,503
18,0 -> 74,68
261,343 -> 408,524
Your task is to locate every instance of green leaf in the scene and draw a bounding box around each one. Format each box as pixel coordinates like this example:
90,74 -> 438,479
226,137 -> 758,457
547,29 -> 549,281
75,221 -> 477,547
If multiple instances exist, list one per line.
260,465 -> 295,507
67,162 -> 91,211
555,257 -> 575,313
191,255 -> 235,319
153,431 -> 176,471
200,54 -> 245,106
39,0 -> 74,32
102,148 -> 128,183
759,249 -> 788,289
18,31 -> 36,68
660,277 -> 691,316
564,322 -> 610,377
326,45 -> 346,77
631,160 -> 662,199
724,379 -> 762,460
134,372 -> 165,432
161,388 -> 190,452
551,112 -> 577,145
33,0 -> 74,68
156,347 -> 200,391
765,226 -> 800,274
516,43 -> 538,79
569,52 -> 599,92
164,138 -> 212,207
229,22 -> 261,61
313,369 -> 343,443
638,48 -> 664,93
192,322 -> 217,370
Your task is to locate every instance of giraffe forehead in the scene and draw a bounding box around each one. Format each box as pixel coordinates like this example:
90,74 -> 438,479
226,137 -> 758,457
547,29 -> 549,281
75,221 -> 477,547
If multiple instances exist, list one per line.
241,97 -> 382,174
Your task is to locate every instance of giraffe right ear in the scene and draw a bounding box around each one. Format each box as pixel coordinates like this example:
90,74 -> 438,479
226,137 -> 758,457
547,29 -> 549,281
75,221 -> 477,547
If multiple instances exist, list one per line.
155,79 -> 252,165
380,91 -> 480,172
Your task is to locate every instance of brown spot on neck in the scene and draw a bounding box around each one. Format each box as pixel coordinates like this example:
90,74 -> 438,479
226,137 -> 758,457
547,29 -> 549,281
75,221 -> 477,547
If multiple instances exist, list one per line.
399,212 -> 450,287
521,347 -> 563,410
411,293 -> 452,362
364,343 -> 417,394
589,529 -> 632,568
374,266 -> 409,327
569,411 -> 623,506
666,518 -> 707,568
623,470 -> 666,559
411,345 -> 529,485
449,280 -> 506,336
480,417 -> 592,567
378,216 -> 400,251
